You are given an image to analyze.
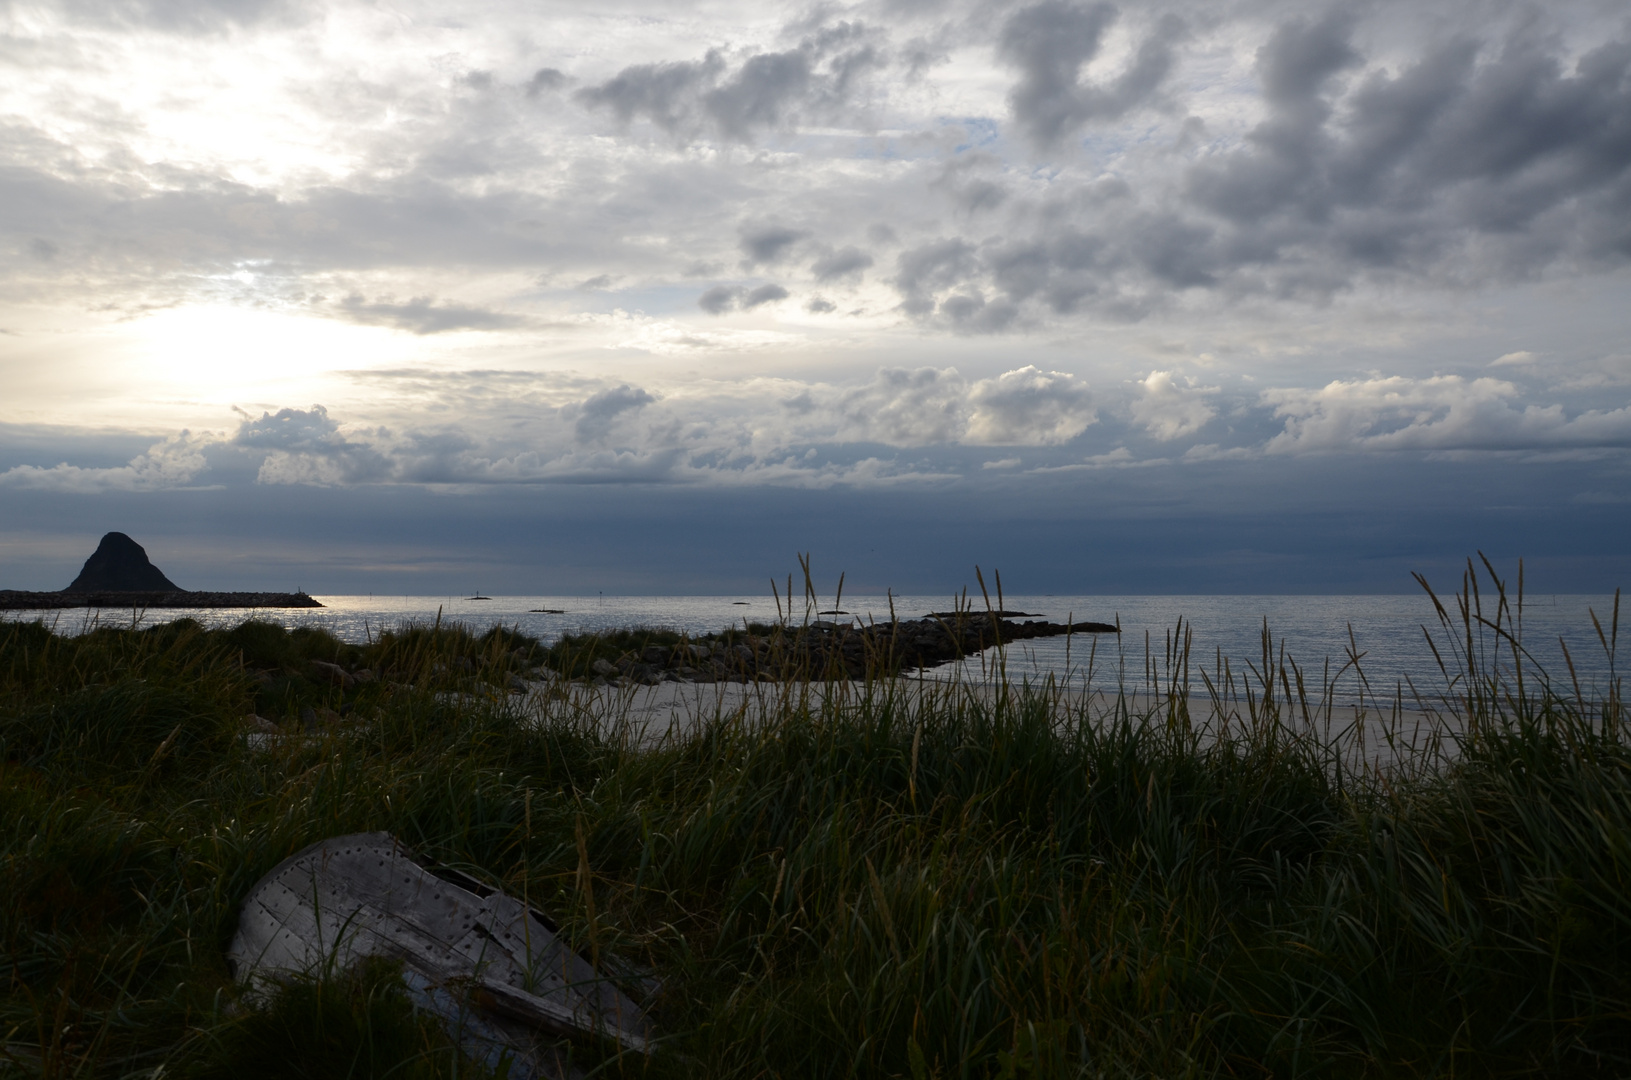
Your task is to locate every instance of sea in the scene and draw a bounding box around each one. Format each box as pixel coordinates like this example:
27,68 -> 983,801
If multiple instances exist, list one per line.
7,591 -> 1623,704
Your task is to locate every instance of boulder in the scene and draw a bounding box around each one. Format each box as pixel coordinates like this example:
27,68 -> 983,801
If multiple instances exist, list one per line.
299,705 -> 344,729
309,659 -> 356,689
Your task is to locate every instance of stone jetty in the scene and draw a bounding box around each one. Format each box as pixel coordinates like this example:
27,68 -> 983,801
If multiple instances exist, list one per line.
563,612 -> 1119,684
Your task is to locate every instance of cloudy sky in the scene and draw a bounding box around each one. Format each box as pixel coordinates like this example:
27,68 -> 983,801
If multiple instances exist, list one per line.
1,0 -> 1628,594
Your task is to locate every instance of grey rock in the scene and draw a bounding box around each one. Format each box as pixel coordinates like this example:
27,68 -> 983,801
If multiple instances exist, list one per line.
310,659 -> 355,689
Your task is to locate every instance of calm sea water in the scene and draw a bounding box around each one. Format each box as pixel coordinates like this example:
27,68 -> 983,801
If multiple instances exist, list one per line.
9,592 -> 1622,701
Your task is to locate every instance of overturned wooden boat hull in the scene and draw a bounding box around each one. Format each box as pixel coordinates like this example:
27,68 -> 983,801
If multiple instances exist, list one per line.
228,832 -> 651,1076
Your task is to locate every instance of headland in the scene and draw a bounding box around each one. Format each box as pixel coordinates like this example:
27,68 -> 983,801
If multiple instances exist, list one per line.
0,531 -> 324,610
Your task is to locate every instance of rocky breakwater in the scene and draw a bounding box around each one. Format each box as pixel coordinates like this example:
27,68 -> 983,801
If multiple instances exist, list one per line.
0,589 -> 324,611
554,612 -> 1119,686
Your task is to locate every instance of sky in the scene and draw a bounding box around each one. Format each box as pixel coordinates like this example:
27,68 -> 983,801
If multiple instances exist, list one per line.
1,0 -> 1628,595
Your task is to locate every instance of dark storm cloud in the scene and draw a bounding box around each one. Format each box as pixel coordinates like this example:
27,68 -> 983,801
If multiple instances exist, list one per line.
573,52 -> 728,134
574,384 -> 657,442
232,405 -> 390,483
810,246 -> 874,281
575,19 -> 886,141
739,224 -> 808,265
742,283 -> 789,308
697,285 -> 740,314
337,295 -> 524,334
888,15 -> 1631,330
697,283 -> 790,312
998,2 -> 1185,149
706,50 -> 815,140
525,68 -> 568,96
233,404 -> 346,452
1185,18 -> 1631,269
892,238 -> 979,315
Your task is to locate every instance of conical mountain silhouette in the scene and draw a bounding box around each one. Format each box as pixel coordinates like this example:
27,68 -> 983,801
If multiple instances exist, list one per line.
65,533 -> 181,592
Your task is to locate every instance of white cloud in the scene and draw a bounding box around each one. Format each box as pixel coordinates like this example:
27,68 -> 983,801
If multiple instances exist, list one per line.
1263,376 -> 1631,454
1130,370 -> 1216,440
1029,447 -> 1145,472
255,450 -> 348,485
836,367 -> 971,445
834,365 -> 1094,446
1181,443 -> 1253,462
1482,350 -> 1631,389
0,432 -> 210,492
966,366 -> 1095,445
235,406 -> 391,485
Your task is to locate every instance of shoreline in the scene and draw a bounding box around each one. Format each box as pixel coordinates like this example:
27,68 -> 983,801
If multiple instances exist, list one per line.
512,676 -> 1451,765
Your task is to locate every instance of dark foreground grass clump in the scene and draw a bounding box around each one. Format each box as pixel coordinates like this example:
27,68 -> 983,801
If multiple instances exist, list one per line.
195,956 -> 468,1080
1,562 -> 1628,1077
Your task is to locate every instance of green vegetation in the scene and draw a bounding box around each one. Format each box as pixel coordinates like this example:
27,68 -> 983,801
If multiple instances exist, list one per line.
2,561 -> 1627,1077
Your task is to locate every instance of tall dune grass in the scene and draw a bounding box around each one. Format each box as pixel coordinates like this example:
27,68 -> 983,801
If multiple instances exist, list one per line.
1,559 -> 1626,1077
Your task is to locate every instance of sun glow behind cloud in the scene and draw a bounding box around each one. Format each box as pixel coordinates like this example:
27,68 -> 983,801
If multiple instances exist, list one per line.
74,305 -> 437,425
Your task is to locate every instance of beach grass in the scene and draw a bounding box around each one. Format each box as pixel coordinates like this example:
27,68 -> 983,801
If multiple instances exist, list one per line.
2,560 -> 1627,1077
